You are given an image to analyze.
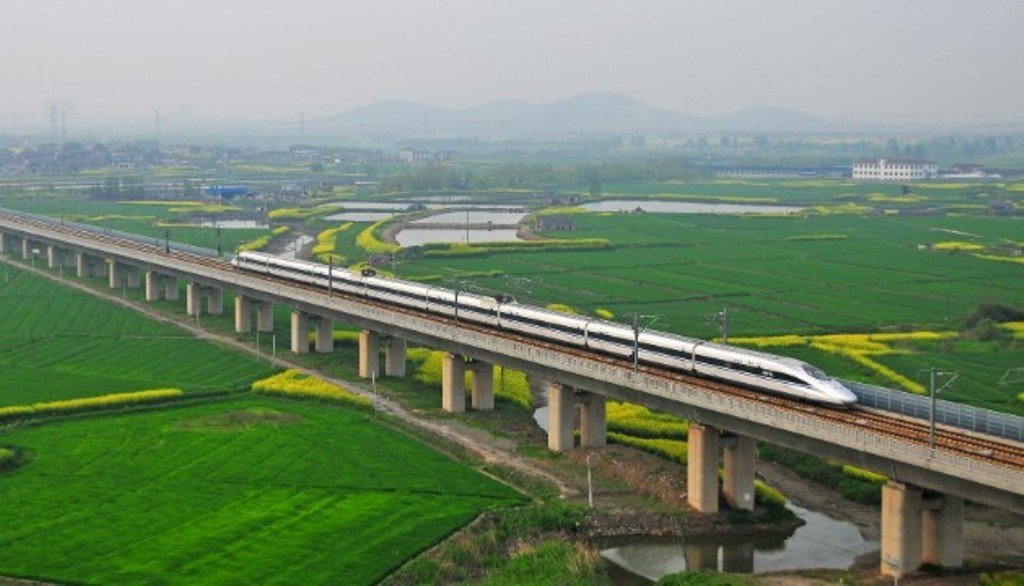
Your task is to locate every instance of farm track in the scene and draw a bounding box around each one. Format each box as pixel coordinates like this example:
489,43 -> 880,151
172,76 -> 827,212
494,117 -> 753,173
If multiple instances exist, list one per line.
5,211 -> 1024,476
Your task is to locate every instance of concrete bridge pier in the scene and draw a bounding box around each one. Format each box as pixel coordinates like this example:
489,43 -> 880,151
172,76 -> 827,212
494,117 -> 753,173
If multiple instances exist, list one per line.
468,360 -> 494,410
207,287 -> 223,315
384,337 -> 407,377
76,251 -> 88,277
922,493 -> 964,568
547,381 -> 575,451
686,426 -> 757,513
0,231 -> 5,255
579,391 -> 607,448
21,238 -> 31,261
441,353 -> 466,412
46,245 -> 61,269
881,482 -> 964,578
256,301 -> 273,332
165,276 -> 179,300
314,317 -> 333,353
687,423 -> 721,513
108,261 -> 122,288
722,434 -> 756,511
234,295 -> 252,332
126,266 -> 141,288
145,271 -> 162,301
359,330 -> 380,379
186,282 -> 201,316
290,311 -> 310,354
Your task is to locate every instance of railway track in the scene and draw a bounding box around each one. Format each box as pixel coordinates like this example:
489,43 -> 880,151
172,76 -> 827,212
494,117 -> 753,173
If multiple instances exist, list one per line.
5,211 -> 1024,473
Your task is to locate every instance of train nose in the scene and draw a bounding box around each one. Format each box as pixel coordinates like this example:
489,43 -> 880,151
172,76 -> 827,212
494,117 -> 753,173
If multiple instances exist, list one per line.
831,381 -> 859,406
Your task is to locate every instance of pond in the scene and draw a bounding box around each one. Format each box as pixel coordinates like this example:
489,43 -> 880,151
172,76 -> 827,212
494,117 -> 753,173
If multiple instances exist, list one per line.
581,200 -> 803,215
394,228 -> 521,247
411,210 -> 529,224
195,219 -> 269,229
323,211 -> 395,222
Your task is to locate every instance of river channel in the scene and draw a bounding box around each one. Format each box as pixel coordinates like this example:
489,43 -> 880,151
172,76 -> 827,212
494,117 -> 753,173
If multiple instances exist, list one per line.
533,407 -> 877,582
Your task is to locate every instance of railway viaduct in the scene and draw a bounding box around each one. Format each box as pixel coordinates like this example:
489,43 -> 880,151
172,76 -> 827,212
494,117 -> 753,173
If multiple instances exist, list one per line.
2,211 -> 1023,579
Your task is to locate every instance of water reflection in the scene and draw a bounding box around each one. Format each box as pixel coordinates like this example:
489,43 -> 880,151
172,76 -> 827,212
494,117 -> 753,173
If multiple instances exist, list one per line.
533,407 -> 876,581
600,504 -> 876,582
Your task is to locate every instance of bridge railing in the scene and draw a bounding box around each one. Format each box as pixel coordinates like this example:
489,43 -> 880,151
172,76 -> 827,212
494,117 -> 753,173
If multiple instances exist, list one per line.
0,207 -> 226,261
846,380 -> 1024,443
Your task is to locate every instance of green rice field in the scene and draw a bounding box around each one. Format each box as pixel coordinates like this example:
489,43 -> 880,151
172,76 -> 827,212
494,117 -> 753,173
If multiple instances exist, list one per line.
0,264 -> 274,404
0,397 -> 524,584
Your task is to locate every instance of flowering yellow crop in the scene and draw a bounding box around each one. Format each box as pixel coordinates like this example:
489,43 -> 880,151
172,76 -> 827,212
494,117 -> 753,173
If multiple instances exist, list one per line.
252,369 -> 370,408
607,432 -> 688,463
974,254 -> 1024,265
727,335 -> 806,348
734,330 -> 959,395
933,241 -> 985,252
842,465 -> 887,484
355,220 -> 400,254
1003,322 -> 1024,338
607,401 -> 688,439
0,389 -> 184,421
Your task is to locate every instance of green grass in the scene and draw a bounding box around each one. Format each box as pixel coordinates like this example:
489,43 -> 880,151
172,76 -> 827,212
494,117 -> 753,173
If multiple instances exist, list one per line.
0,265 -> 274,404
0,397 -> 525,585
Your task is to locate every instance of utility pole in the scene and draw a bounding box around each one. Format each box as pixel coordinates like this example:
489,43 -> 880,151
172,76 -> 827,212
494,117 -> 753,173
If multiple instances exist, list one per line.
719,307 -> 729,344
632,312 -> 639,372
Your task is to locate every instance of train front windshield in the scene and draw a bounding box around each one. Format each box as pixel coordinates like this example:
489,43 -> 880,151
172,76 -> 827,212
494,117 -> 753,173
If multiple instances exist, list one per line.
802,365 -> 830,381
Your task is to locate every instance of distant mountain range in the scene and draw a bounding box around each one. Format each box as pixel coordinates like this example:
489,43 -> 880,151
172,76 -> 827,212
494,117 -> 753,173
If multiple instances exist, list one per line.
308,91 -> 829,139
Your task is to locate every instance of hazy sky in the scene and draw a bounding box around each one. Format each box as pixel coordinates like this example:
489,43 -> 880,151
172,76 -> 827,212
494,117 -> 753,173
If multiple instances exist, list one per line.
3,0 -> 1022,126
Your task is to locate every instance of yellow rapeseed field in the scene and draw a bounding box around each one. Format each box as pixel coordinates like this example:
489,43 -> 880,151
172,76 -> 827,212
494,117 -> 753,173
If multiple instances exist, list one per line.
355,220 -> 400,254
732,330 -> 963,395
933,241 -> 985,252
251,369 -> 370,408
0,389 -> 184,421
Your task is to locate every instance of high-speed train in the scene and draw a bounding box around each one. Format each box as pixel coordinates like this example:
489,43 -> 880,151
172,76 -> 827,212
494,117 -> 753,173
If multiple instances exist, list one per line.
231,251 -> 857,407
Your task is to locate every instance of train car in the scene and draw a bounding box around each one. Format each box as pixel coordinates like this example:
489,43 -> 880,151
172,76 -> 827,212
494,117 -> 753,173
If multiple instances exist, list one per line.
231,251 -> 856,407
499,303 -> 589,346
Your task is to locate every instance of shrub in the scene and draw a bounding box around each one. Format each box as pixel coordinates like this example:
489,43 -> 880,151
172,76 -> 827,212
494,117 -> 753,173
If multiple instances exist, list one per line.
594,308 -> 615,320
0,447 -> 17,471
754,479 -> 787,510
758,444 -> 882,505
965,302 -> 1024,328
